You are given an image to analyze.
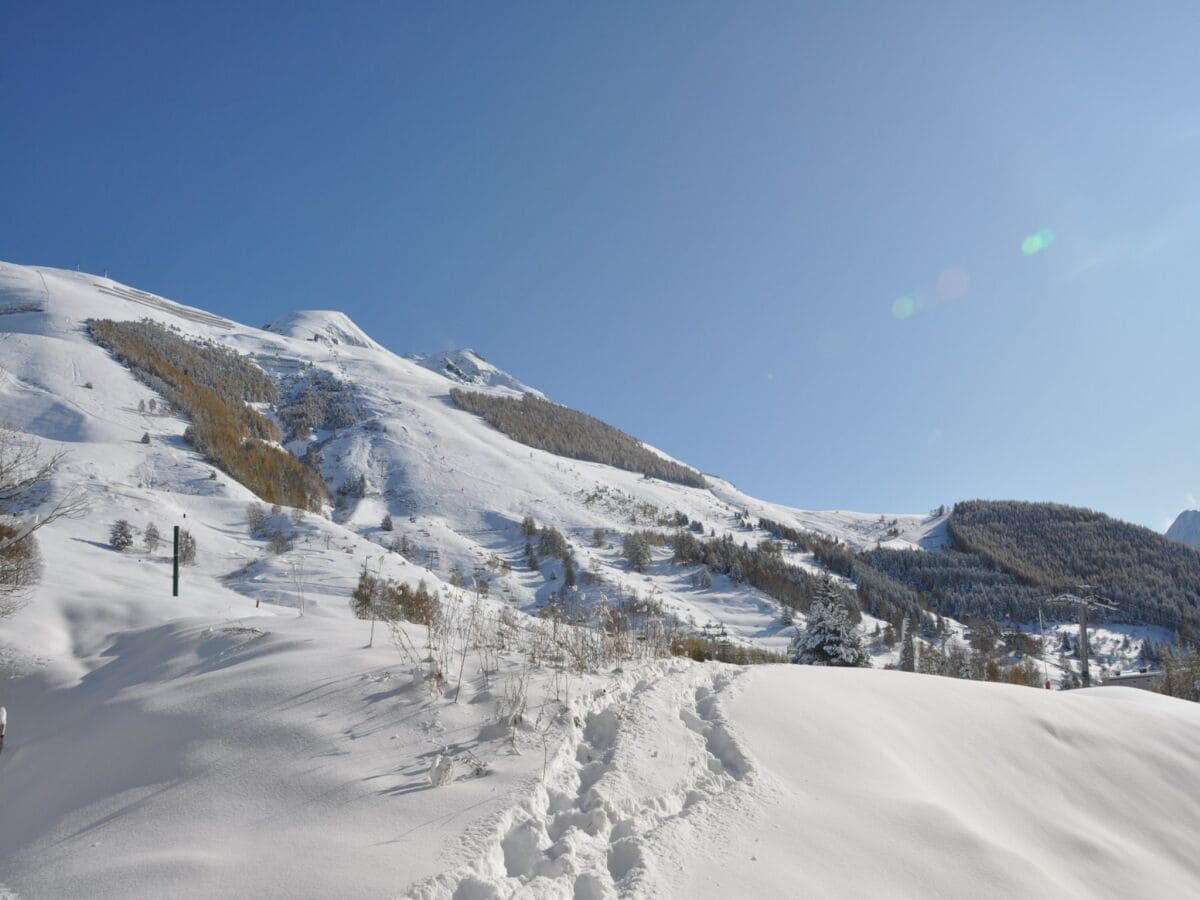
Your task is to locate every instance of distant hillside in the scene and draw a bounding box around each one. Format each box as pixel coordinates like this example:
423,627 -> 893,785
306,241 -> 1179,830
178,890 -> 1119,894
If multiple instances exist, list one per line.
449,388 -> 707,488
764,501 -> 1200,644
946,500 -> 1200,638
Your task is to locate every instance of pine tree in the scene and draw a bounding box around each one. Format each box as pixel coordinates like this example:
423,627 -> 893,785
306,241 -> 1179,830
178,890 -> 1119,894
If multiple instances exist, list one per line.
898,618 -> 916,672
109,520 -> 134,552
351,565 -> 379,618
622,533 -> 651,572
143,522 -> 161,553
789,583 -> 869,667
520,515 -> 537,537
537,526 -> 569,559
140,432 -> 151,445
1158,647 -> 1200,701
917,643 -> 944,675
178,529 -> 197,565
381,513 -> 394,532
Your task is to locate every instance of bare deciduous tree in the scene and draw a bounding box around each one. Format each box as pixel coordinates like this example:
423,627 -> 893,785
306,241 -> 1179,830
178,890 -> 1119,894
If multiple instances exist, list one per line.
0,426 -> 89,617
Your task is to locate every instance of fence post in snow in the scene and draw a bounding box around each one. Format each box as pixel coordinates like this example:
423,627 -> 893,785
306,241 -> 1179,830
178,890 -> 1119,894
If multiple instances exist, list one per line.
173,525 -> 180,597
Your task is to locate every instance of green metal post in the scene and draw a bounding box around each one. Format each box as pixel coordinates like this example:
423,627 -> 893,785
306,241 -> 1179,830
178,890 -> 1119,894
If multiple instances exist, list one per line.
173,525 -> 180,597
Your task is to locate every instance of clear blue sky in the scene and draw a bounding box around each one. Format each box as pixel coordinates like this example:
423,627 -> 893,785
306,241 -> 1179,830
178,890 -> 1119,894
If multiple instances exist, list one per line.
4,2 -> 1200,530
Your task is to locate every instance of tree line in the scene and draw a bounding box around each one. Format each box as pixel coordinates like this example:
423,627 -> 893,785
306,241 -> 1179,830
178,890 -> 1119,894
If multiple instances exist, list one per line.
449,389 -> 707,488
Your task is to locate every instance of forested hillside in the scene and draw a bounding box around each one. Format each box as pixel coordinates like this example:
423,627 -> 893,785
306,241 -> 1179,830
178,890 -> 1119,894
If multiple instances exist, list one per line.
948,500 -> 1200,637
449,388 -> 707,487
762,501 -> 1200,643
860,547 -> 1045,622
88,318 -> 327,509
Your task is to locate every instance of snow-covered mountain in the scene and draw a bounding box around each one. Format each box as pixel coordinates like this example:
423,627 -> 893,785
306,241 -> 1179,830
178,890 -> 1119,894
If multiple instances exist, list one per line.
1166,509 -> 1200,548
2,261 -> 1198,898
0,260 -> 944,660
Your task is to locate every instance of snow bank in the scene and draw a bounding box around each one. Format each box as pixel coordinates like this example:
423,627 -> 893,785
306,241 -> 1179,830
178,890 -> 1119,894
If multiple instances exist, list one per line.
677,666 -> 1200,898
406,664 -> 1200,898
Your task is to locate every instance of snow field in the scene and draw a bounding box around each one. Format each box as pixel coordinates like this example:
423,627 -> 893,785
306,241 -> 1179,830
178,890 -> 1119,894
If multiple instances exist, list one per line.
0,614 -> 632,898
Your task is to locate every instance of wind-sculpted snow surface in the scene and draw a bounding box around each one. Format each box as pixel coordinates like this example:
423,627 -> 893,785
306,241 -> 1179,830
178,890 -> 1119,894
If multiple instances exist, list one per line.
678,666 -> 1200,899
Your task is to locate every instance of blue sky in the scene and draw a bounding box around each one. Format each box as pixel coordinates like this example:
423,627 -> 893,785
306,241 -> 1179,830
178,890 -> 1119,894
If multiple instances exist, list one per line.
4,2 -> 1200,529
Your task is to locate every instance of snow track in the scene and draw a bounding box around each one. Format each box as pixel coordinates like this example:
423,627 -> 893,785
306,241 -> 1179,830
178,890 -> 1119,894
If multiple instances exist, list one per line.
407,664 -> 753,899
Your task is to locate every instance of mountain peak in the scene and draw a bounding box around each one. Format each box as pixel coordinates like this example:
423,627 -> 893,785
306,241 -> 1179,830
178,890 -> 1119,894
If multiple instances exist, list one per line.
408,347 -> 544,397
262,309 -> 382,351
1166,509 -> 1200,548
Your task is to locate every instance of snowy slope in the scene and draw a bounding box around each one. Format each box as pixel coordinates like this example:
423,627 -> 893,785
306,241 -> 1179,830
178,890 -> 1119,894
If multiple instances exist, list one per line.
0,260 -> 948,661
415,665 -> 1200,899
4,621 -> 1199,899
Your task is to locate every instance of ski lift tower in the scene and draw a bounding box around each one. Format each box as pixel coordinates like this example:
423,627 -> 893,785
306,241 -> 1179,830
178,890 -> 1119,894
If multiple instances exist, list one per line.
1042,585 -> 1118,687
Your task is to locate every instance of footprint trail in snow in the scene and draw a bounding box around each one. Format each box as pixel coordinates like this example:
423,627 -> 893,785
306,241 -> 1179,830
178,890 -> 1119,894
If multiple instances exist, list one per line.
407,663 -> 754,899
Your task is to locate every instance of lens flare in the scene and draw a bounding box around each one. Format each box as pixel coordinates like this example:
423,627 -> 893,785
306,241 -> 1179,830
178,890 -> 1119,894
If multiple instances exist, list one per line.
1021,228 -> 1056,255
892,295 -> 918,319
935,268 -> 969,300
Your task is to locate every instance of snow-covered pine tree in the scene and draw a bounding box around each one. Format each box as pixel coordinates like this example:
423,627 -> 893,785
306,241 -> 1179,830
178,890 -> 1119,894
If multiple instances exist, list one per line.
898,617 -> 916,672
789,581 -> 869,667
109,519 -> 134,552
